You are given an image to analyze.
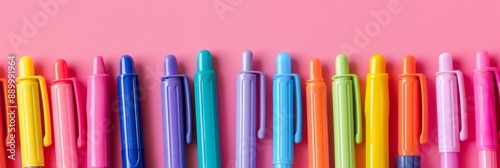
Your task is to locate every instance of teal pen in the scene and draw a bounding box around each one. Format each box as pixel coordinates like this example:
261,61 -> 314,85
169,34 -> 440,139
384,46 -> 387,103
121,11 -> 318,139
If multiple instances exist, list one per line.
194,50 -> 222,168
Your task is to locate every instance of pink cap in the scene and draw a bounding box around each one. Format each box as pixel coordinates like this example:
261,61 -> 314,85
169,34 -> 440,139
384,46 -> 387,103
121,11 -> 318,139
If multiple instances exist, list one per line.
476,50 -> 490,69
439,53 -> 453,72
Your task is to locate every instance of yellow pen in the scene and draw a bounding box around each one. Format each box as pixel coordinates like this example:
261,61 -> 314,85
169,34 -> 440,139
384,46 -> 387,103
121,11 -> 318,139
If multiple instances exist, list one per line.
365,55 -> 389,168
17,56 -> 52,168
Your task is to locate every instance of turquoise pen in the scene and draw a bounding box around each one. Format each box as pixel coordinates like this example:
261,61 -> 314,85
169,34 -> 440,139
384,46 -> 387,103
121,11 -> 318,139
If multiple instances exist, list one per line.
273,52 -> 302,168
194,50 -> 221,168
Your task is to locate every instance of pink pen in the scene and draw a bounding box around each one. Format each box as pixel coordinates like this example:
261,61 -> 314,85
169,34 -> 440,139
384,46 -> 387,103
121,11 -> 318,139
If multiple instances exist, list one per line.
474,50 -> 500,168
87,56 -> 111,168
51,59 -> 85,168
436,53 -> 467,168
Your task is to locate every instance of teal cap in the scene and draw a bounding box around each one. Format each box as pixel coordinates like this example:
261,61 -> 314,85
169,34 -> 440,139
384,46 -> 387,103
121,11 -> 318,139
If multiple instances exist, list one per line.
197,50 -> 213,71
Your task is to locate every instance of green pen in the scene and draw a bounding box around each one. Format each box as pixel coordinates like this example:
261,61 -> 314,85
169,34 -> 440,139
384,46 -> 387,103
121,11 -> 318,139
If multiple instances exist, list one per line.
332,54 -> 362,168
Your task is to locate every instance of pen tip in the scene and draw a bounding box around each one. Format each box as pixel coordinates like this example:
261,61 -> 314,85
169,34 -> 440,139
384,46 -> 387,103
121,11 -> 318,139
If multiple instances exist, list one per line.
197,50 -> 213,71
93,56 -> 106,74
369,55 -> 385,74
439,53 -> 453,71
403,55 -> 416,74
476,50 -> 490,69
19,56 -> 35,77
242,50 -> 253,71
309,58 -> 322,80
54,59 -> 68,80
335,54 -> 349,75
120,55 -> 136,74
164,55 -> 178,76
276,52 -> 291,74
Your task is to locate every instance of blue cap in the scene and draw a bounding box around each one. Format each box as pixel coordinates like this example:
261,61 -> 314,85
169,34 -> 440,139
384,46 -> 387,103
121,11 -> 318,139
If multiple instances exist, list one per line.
197,50 -> 213,71
164,55 -> 178,76
120,55 -> 136,74
276,52 -> 291,75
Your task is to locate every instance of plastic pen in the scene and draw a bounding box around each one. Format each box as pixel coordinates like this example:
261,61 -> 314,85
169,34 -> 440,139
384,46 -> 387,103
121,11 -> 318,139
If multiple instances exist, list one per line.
306,58 -> 329,168
17,56 -> 52,168
87,56 -> 110,168
474,50 -> 500,168
161,55 -> 193,168
397,56 -> 428,168
118,55 -> 145,168
51,60 -> 85,168
273,52 -> 302,168
332,54 -> 362,168
194,50 -> 222,168
235,51 -> 265,168
365,55 -> 389,168
436,53 -> 468,168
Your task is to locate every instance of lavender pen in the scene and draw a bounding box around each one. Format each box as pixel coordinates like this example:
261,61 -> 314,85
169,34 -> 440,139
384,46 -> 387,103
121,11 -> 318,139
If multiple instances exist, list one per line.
161,55 -> 193,168
235,51 -> 266,168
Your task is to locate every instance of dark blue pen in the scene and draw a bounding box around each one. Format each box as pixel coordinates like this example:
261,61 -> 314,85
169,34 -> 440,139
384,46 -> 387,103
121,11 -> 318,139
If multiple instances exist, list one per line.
118,55 -> 145,168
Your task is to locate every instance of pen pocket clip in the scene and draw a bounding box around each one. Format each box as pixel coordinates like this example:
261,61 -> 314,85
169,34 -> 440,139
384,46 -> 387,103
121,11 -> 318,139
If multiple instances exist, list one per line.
17,75 -> 52,147
162,74 -> 193,144
275,73 -> 302,143
401,73 -> 428,144
53,78 -> 86,148
437,70 -> 468,141
483,67 -> 500,139
243,71 -> 266,139
333,74 -> 362,144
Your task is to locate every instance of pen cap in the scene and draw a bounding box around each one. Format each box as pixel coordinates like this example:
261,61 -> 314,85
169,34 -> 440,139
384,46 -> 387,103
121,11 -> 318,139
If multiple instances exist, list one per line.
369,55 -> 386,74
242,50 -> 253,71
439,53 -> 453,72
164,55 -> 178,76
54,59 -> 68,80
197,50 -> 213,71
276,52 -> 291,75
336,54 -> 349,75
476,50 -> 490,69
93,56 -> 106,74
120,55 -> 136,74
403,56 -> 416,74
308,58 -> 322,80
19,56 -> 35,77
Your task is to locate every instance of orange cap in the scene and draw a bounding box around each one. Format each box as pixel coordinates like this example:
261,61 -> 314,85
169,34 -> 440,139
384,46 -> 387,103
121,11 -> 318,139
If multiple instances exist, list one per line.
54,59 -> 68,80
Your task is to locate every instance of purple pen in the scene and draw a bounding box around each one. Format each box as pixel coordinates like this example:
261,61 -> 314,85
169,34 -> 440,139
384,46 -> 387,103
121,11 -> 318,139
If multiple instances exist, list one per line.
161,55 -> 193,168
235,51 -> 266,168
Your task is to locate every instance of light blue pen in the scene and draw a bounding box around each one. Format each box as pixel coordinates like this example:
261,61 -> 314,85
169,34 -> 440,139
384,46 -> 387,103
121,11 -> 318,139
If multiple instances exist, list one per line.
273,52 -> 303,168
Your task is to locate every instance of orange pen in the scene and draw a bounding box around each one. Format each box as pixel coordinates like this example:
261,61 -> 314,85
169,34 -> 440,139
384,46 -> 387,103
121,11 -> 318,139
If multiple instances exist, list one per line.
397,56 -> 428,168
306,58 -> 330,168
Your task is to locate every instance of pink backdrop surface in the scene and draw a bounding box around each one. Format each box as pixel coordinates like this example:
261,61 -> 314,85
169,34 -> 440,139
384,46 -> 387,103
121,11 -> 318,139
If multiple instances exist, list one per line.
1,1 -> 500,168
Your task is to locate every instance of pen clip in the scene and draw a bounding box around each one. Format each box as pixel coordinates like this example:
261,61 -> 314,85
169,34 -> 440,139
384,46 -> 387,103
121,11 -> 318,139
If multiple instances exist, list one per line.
243,71 -> 266,139
18,75 -> 52,147
291,74 -> 302,143
484,67 -> 500,139
452,70 -> 468,141
162,74 -> 193,144
53,78 -> 86,148
332,74 -> 362,144
0,79 -> 9,148
416,73 -> 428,144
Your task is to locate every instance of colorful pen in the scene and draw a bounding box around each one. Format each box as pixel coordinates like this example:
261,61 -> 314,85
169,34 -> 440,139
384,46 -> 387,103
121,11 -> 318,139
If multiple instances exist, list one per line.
118,55 -> 145,168
474,50 -> 499,168
51,59 -> 85,168
332,54 -> 362,168
306,58 -> 329,168
365,55 -> 389,168
235,51 -> 266,168
161,55 -> 193,168
194,50 -> 222,168
436,53 -> 468,168
273,52 -> 302,168
17,56 -> 52,168
398,56 -> 428,168
87,56 -> 111,168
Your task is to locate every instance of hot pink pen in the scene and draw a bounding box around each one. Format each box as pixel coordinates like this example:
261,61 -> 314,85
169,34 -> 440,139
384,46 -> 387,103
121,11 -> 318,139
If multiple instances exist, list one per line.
51,59 -> 85,168
474,50 -> 500,168
87,56 -> 111,168
436,53 -> 468,168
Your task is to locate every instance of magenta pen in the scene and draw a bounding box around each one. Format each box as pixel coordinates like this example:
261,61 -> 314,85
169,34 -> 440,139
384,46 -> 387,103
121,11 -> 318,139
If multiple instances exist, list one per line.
436,53 -> 467,168
474,50 -> 500,168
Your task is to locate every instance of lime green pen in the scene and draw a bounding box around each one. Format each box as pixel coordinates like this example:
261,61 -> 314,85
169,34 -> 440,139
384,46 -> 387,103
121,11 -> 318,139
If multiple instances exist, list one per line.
332,54 -> 362,168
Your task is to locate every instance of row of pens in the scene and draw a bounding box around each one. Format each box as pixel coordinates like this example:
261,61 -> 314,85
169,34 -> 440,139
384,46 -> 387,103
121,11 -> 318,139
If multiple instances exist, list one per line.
0,49 -> 496,168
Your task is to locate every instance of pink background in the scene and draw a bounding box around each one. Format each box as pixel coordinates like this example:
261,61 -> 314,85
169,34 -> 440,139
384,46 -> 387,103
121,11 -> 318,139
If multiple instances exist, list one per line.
1,1 -> 500,168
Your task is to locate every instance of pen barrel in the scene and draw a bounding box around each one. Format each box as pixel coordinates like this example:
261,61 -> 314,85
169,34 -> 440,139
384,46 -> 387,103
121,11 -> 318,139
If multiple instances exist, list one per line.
87,74 -> 110,168
365,73 -> 389,168
273,76 -> 295,165
17,80 -> 45,167
436,74 -> 461,153
398,76 -> 422,156
306,81 -> 329,168
194,71 -> 221,168
332,79 -> 356,168
118,75 -> 145,168
51,83 -> 78,168
161,78 -> 187,168
474,71 -> 498,149
235,74 -> 258,168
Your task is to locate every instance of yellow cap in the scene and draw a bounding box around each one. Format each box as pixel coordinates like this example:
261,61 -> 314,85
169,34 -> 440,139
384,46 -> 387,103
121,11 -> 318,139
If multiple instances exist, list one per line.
369,55 -> 386,74
19,56 -> 35,77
